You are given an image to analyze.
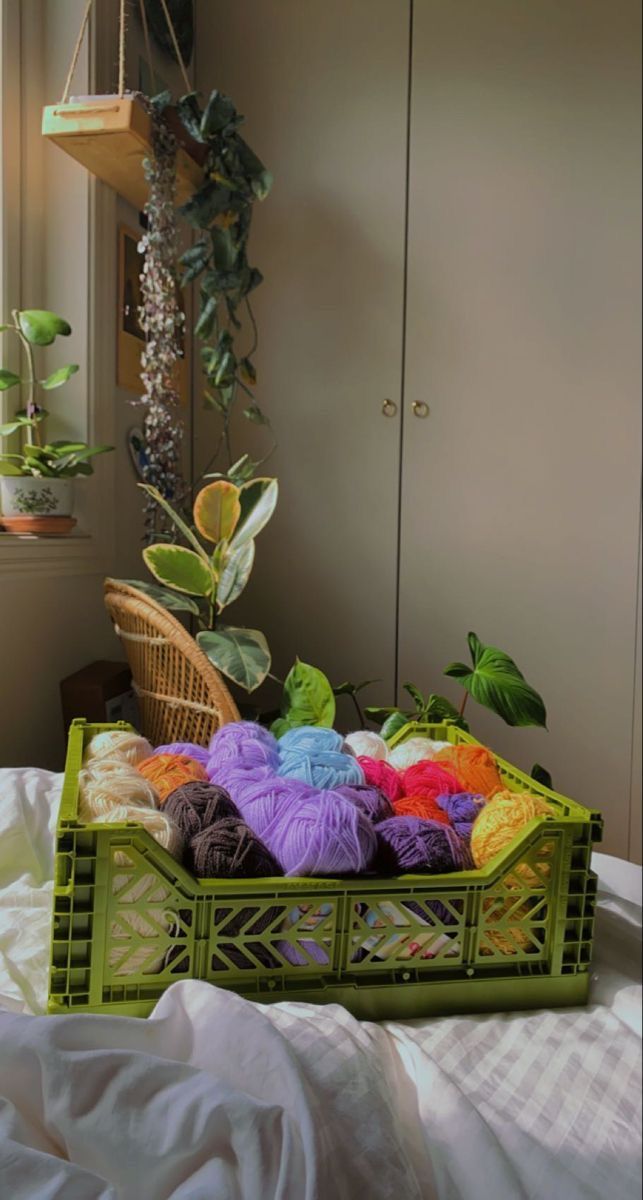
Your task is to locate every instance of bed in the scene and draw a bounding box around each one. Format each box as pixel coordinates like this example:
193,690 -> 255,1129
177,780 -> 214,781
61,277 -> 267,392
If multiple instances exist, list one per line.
0,766 -> 640,1200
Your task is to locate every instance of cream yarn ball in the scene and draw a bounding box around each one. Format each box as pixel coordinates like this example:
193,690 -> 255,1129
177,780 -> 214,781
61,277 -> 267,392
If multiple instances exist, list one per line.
343,731 -> 389,760
79,761 -> 160,821
95,804 -> 184,859
84,729 -> 153,768
388,737 -> 452,770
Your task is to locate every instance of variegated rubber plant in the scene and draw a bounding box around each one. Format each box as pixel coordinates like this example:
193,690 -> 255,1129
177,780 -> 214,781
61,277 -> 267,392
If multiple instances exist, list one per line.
122,474 -> 278,692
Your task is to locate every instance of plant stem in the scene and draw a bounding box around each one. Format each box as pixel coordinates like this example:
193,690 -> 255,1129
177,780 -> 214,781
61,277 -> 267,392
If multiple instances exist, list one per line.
350,690 -> 366,729
459,690 -> 469,718
11,312 -> 41,448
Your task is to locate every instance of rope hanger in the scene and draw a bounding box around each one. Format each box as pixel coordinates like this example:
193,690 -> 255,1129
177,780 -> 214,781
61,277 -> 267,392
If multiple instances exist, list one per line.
61,0 -> 191,105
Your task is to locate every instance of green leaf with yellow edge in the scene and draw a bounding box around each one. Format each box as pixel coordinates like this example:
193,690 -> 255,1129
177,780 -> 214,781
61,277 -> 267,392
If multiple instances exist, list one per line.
193,480 -> 241,544
143,544 -> 214,598
216,539 -> 255,609
197,626 -> 270,692
230,477 -> 278,550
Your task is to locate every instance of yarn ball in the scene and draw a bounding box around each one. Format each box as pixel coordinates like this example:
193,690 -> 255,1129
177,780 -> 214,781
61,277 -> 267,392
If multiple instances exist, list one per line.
388,737 -> 451,770
236,777 -> 315,842
357,757 -> 404,803
137,753 -> 208,802
401,761 -> 463,803
334,783 -> 394,824
84,729 -> 153,767
208,763 -> 275,802
278,727 -> 365,789
191,817 -> 282,879
471,791 -> 554,869
269,794 -> 377,876
376,816 -> 466,874
438,792 -> 487,839
479,897 -> 536,956
393,796 -> 451,825
163,781 -> 239,842
208,720 -> 277,755
94,803 -> 183,859
79,761 -> 160,820
436,744 -> 504,798
278,726 -> 344,753
152,741 -> 210,768
343,730 -> 388,761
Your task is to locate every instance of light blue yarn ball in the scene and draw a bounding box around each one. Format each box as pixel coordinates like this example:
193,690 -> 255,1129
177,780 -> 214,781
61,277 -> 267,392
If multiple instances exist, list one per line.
278,726 -> 344,754
278,726 -> 366,789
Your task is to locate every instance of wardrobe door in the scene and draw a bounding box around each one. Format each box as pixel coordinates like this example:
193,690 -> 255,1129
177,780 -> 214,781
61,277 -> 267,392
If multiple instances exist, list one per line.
399,0 -> 641,855
194,2 -> 410,702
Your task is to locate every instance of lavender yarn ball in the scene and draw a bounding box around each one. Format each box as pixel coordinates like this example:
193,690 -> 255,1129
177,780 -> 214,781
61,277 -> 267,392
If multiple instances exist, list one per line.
376,816 -> 466,874
438,792 -> 486,840
208,762 -> 274,796
235,777 -> 314,841
164,781 -> 239,842
334,783 -> 394,824
153,741 -> 210,768
278,726 -> 344,753
191,817 -> 282,879
268,794 -> 377,876
207,736 -> 279,779
208,720 -> 277,755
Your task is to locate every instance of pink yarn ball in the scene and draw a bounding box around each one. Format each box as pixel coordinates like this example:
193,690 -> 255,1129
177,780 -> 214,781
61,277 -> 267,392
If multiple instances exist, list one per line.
401,761 -> 462,803
357,757 -> 404,803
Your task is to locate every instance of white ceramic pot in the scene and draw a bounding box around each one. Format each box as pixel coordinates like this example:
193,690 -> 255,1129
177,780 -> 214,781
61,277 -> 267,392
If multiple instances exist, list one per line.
0,476 -> 73,518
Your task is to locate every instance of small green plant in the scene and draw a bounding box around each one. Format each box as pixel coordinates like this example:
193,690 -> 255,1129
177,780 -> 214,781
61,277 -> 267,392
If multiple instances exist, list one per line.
0,308 -> 112,478
122,472 -> 278,692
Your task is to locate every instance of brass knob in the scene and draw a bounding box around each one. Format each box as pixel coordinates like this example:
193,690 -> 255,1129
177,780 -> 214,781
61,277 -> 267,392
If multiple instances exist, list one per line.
381,398 -> 398,417
412,401 -> 430,418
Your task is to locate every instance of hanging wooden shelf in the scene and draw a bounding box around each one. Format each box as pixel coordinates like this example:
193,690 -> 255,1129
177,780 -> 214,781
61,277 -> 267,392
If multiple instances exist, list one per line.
42,95 -> 205,212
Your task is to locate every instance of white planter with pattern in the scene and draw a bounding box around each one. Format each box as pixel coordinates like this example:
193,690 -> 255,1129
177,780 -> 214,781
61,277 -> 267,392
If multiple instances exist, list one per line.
0,476 -> 73,518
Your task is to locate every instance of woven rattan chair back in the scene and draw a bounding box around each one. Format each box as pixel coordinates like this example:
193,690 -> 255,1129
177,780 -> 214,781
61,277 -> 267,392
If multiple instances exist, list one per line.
104,579 -> 240,746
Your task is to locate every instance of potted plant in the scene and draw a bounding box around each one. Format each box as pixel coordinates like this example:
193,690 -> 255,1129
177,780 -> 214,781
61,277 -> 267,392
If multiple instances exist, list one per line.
0,307 -> 113,533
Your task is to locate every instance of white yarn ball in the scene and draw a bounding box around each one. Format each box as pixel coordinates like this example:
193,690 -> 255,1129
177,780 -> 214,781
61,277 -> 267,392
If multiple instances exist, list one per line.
79,762 -> 159,820
343,731 -> 389,760
388,736 -> 452,770
84,730 -> 153,767
96,804 -> 184,859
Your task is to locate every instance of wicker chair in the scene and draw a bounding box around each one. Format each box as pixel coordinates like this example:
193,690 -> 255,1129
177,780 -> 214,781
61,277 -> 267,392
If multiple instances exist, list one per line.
104,579 -> 240,746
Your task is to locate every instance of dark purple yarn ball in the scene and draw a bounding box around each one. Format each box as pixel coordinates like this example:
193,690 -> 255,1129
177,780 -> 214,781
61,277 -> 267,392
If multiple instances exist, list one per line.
334,783 -> 394,824
164,781 -> 239,842
437,792 -> 486,840
376,816 -> 466,874
190,817 -> 282,880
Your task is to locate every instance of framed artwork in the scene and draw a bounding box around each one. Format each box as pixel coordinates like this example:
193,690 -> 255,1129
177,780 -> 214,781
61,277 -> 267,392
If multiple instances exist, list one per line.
117,224 -> 189,406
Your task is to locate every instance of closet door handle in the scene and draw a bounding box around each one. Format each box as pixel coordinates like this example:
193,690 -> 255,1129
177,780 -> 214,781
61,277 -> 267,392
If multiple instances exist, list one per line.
412,401 -> 430,419
381,398 -> 398,417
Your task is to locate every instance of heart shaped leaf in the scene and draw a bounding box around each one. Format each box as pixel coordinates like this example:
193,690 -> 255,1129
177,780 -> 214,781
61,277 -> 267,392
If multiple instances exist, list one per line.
280,659 -> 336,728
197,626 -> 270,692
444,631 -> 547,728
18,310 -> 71,346
194,480 -> 241,544
143,544 -> 214,598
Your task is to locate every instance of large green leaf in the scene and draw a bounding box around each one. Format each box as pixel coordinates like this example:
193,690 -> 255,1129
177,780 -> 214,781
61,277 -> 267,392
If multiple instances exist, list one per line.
40,363 -> 79,390
0,369 -> 21,391
230,477 -> 278,550
197,626 -> 270,692
18,310 -> 71,346
138,484 -> 210,563
193,480 -> 241,543
444,631 -> 547,728
143,544 -> 214,598
216,539 -> 255,609
118,578 -> 202,616
280,659 -> 336,728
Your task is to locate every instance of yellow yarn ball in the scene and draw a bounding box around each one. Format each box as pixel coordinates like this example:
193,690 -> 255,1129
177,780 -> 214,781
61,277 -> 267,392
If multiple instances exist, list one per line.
84,730 -> 153,767
479,898 -> 535,956
471,790 -> 553,870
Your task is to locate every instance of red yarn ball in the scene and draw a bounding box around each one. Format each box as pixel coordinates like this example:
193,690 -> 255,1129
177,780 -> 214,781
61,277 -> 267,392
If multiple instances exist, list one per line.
357,757 -> 404,803
394,795 -> 451,824
401,761 -> 462,803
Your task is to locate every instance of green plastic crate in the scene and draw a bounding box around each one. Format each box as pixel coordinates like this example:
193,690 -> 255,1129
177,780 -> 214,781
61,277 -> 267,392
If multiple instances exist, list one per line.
48,718 -> 603,1020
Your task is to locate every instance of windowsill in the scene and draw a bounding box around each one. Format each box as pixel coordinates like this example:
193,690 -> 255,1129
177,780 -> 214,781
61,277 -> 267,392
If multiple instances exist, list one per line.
0,528 -> 112,575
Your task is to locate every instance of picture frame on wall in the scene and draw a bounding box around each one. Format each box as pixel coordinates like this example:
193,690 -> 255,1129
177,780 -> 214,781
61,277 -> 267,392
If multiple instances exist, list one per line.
117,224 -> 189,406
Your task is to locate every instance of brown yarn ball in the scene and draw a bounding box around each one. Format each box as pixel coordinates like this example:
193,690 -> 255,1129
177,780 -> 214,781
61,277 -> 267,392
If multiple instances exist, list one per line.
191,817 -> 282,879
164,781 -> 239,842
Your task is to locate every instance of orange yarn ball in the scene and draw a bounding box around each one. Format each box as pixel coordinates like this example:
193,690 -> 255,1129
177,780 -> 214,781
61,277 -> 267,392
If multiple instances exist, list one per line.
394,796 -> 451,824
137,753 -> 208,803
436,744 -> 504,798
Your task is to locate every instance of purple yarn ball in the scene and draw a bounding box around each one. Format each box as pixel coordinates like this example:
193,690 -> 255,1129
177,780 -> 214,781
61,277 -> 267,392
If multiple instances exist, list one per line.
207,736 -> 279,780
208,720 -> 277,756
236,777 -> 314,842
376,816 -> 466,874
269,794 -> 377,876
153,741 -> 210,767
208,762 -> 274,796
437,792 -> 486,839
334,783 -> 394,824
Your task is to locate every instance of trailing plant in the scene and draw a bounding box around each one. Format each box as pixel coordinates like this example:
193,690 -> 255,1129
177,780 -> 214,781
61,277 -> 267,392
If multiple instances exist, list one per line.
121,474 -> 278,692
0,308 -> 112,478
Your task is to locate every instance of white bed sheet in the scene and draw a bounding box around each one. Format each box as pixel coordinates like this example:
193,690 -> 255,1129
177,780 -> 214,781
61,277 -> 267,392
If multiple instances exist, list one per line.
0,767 -> 640,1200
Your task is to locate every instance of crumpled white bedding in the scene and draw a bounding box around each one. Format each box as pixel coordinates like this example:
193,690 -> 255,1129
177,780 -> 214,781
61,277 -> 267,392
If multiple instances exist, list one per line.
0,767 -> 640,1200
